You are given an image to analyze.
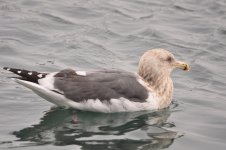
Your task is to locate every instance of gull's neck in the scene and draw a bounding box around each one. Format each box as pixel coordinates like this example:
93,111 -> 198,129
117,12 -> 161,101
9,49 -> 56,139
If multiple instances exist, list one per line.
138,66 -> 173,109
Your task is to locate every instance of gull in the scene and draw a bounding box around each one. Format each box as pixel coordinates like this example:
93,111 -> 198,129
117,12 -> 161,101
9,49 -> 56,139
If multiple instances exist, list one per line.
3,49 -> 189,113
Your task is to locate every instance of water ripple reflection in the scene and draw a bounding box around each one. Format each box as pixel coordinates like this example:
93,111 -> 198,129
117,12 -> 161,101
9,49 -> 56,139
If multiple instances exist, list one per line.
13,108 -> 180,149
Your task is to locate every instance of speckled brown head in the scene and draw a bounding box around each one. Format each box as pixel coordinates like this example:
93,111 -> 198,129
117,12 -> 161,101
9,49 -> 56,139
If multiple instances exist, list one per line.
138,49 -> 189,109
138,48 -> 189,81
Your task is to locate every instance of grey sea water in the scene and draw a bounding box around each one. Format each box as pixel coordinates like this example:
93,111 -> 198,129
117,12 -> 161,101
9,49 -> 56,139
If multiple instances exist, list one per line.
0,0 -> 226,149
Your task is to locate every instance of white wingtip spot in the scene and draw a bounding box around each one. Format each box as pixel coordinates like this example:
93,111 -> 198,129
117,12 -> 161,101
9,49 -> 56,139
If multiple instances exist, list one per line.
28,72 -> 33,75
17,71 -> 22,74
76,71 -> 86,76
6,68 -> 10,71
38,74 -> 43,78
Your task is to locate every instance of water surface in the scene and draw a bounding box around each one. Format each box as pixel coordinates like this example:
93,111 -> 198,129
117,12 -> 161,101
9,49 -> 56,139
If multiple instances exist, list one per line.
0,0 -> 226,149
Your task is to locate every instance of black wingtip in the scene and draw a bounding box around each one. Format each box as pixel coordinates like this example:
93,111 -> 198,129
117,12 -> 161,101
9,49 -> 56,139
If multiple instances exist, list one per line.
3,67 -> 47,83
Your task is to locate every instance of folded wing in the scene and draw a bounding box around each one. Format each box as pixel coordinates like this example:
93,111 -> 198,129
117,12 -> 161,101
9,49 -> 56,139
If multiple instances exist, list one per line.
50,69 -> 149,103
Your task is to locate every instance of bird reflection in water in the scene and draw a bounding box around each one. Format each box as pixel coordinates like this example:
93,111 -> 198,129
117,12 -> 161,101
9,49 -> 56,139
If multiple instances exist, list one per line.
13,105 -> 182,150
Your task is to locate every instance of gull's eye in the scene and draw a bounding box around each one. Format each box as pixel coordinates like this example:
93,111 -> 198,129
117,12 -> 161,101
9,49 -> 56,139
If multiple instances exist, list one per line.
166,56 -> 173,62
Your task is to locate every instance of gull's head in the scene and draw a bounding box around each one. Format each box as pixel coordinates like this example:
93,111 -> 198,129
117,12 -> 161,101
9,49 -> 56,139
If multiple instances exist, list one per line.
138,49 -> 189,78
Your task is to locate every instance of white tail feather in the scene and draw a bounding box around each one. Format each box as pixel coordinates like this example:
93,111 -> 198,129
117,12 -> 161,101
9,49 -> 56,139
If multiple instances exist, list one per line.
15,79 -> 70,108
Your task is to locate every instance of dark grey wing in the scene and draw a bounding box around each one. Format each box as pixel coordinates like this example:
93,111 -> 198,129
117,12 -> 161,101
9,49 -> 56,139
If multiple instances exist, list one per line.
53,69 -> 148,102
